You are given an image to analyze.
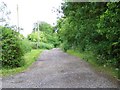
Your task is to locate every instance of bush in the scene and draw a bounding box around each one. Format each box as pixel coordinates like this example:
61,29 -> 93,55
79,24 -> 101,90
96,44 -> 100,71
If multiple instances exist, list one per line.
21,39 -> 32,53
1,27 -> 25,68
30,42 -> 54,49
39,42 -> 54,49
30,42 -> 38,49
60,42 -> 70,52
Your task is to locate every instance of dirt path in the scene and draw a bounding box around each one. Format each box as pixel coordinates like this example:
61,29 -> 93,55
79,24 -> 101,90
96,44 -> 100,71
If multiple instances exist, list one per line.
2,48 -> 119,88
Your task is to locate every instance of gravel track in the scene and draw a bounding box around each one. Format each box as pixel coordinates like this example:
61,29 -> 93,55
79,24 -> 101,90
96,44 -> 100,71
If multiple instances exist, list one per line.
1,48 -> 119,88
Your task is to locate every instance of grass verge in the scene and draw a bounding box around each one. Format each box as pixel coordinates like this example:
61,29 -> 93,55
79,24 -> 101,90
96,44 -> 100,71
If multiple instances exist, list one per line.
67,50 -> 119,80
0,49 -> 44,77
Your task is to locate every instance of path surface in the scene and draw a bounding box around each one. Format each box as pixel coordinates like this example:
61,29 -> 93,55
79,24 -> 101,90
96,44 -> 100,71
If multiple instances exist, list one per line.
2,48 -> 119,88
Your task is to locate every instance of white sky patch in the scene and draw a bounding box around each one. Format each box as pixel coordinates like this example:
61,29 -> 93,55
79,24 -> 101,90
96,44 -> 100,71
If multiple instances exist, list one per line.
1,0 -> 63,37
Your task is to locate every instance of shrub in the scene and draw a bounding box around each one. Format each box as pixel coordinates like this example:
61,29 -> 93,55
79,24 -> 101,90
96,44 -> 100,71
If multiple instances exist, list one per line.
30,41 -> 54,49
60,42 -> 70,52
30,42 -> 38,49
38,42 -> 54,49
21,39 -> 32,53
1,27 -> 25,68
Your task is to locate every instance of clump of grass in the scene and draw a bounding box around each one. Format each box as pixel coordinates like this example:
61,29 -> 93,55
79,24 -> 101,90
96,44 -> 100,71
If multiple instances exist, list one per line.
0,49 -> 44,77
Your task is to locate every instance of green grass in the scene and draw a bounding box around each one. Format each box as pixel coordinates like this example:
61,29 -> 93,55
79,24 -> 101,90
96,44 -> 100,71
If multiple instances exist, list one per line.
67,50 -> 119,80
0,49 -> 44,77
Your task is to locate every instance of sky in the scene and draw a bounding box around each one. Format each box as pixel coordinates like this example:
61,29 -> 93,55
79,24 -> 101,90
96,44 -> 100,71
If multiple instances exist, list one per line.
1,0 -> 63,37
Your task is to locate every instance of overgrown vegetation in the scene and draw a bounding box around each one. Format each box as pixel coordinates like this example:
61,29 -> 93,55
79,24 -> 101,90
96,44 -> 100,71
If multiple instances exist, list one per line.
1,49 -> 43,76
27,21 -> 59,49
56,2 -> 120,79
1,27 -> 32,68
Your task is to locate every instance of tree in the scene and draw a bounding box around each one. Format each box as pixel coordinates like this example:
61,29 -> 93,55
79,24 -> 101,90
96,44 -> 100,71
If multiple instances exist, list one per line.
33,21 -> 53,34
28,21 -> 59,49
56,2 -> 120,71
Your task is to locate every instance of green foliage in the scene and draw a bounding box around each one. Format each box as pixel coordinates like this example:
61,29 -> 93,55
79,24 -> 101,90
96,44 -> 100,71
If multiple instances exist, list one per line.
21,39 -> 32,53
38,42 -> 54,49
30,42 -> 54,49
28,31 -> 47,43
1,49 -> 44,76
28,21 -> 60,49
33,21 -> 53,34
57,2 -> 120,74
1,27 -> 25,68
30,42 -> 38,49
96,2 -> 120,68
60,41 -> 70,52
